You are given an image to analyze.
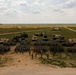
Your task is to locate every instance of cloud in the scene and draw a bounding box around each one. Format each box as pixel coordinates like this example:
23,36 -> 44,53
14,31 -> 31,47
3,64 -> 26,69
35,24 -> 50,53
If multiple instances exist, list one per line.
64,1 -> 76,8
32,10 -> 40,14
5,10 -> 18,17
0,0 -> 76,23
53,9 -> 65,14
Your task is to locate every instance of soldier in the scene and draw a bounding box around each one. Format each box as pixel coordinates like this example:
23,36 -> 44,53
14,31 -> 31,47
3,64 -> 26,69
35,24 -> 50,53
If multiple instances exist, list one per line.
29,50 -> 31,56
31,53 -> 34,59
35,52 -> 37,58
46,54 -> 49,59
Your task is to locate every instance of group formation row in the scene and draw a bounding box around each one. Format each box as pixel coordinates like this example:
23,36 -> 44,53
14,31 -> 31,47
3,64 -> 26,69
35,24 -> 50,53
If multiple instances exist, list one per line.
0,32 -> 76,56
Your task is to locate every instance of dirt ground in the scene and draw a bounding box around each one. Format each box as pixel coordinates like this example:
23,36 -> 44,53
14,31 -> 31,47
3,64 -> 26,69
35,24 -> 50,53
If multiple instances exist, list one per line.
0,49 -> 76,75
0,64 -> 76,75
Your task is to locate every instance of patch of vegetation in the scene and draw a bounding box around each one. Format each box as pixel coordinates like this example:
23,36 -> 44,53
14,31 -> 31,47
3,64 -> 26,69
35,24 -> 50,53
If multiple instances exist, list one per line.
70,63 -> 76,68
40,58 -> 67,68
0,57 -> 13,67
0,27 -> 76,39
69,27 -> 76,30
0,26 -> 50,34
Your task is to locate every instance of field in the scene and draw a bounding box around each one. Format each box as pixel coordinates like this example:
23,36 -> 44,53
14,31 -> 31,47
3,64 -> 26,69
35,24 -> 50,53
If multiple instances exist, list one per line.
68,27 -> 76,30
0,25 -> 76,63
0,24 -> 76,75
0,24 -> 76,39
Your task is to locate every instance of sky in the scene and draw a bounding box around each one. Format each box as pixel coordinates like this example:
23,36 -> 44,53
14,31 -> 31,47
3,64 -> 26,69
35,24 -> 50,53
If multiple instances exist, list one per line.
0,0 -> 76,24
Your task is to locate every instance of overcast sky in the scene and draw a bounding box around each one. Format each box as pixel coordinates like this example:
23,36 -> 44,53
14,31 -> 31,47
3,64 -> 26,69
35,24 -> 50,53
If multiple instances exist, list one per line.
0,0 -> 76,24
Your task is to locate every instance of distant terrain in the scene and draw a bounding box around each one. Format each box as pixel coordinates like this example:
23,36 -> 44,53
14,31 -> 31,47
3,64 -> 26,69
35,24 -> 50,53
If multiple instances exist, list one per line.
0,24 -> 76,39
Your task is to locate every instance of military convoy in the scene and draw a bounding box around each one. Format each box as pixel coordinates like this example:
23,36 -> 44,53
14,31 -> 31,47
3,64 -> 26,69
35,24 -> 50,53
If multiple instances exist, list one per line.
0,32 -> 76,57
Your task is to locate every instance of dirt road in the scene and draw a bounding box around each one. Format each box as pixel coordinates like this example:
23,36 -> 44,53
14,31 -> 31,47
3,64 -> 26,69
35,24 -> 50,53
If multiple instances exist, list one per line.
0,29 -> 49,35
0,65 -> 76,75
64,26 -> 76,32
